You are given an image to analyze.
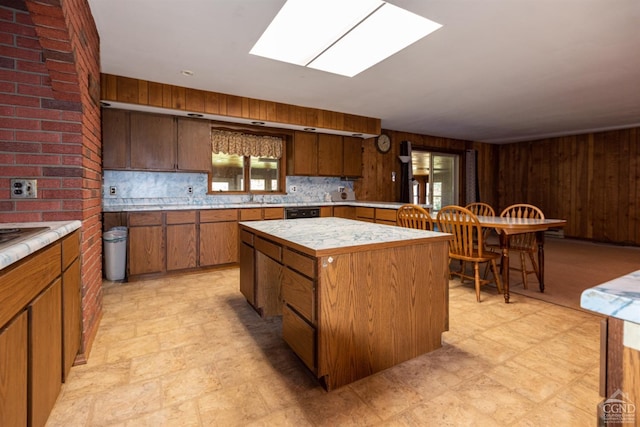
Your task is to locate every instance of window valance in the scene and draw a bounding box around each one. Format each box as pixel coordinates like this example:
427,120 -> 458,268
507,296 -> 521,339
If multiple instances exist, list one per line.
211,130 -> 283,159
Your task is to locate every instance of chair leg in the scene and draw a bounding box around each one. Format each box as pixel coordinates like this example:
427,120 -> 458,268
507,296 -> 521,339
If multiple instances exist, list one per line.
520,251 -> 528,289
460,261 -> 466,283
490,259 -> 503,294
528,251 -> 540,282
474,262 -> 481,302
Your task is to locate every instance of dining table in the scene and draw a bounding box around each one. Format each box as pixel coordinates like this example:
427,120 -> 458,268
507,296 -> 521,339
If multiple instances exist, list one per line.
475,215 -> 567,303
433,212 -> 567,303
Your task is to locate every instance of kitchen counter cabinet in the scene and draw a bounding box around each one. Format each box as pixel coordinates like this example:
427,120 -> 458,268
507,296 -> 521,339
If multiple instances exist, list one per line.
128,212 -> 164,276
332,206 -> 355,219
61,231 -> 81,381
0,311 -> 27,427
200,209 -> 238,267
0,227 -> 80,427
30,278 -> 62,427
166,211 -> 197,271
239,218 -> 451,390
374,208 -> 398,225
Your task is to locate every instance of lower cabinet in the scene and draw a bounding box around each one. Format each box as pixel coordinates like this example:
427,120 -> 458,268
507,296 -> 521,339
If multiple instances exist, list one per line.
166,211 -> 197,271
333,206 -> 355,219
200,208 -> 239,267
0,229 -> 81,427
0,311 -> 28,427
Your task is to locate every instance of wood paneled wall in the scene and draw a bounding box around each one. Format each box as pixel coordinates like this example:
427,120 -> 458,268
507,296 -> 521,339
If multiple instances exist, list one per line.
355,130 -> 499,209
498,128 -> 640,245
100,74 -> 381,135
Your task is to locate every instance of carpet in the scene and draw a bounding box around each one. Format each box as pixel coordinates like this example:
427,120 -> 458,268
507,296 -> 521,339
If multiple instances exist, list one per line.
505,237 -> 640,311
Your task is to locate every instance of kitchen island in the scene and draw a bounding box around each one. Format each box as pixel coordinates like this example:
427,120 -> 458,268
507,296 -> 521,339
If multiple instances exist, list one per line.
239,217 -> 452,390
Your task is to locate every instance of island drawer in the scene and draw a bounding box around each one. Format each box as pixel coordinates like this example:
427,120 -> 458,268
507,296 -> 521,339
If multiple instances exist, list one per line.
282,268 -> 314,323
255,237 -> 282,262
240,229 -> 254,246
200,209 -> 238,223
283,305 -> 315,372
283,248 -> 315,278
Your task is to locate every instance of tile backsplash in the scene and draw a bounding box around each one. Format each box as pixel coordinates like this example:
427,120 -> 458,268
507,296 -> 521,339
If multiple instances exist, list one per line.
102,171 -> 353,209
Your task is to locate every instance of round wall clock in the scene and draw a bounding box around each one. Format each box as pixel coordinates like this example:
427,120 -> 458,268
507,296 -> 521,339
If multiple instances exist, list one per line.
376,134 -> 391,153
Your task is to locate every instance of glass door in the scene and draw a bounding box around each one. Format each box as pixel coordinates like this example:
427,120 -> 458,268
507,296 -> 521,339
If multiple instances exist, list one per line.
412,151 -> 459,211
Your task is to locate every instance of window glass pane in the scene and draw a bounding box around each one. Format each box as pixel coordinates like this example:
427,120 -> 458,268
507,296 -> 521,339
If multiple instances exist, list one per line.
250,156 -> 279,192
211,152 -> 244,192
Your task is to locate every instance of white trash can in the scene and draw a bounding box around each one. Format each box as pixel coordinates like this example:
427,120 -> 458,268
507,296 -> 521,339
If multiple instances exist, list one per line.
103,228 -> 127,281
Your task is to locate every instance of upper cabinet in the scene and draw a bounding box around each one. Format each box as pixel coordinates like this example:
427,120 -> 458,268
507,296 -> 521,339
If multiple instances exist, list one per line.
287,131 -> 318,176
130,112 -> 176,170
102,109 -> 212,172
177,118 -> 212,171
287,131 -> 362,178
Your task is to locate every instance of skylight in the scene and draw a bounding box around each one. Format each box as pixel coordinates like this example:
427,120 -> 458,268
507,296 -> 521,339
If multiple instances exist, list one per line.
250,0 -> 442,77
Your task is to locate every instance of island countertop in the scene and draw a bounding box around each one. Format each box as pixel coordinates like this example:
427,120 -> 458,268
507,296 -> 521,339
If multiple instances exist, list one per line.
580,270 -> 640,324
239,217 -> 451,257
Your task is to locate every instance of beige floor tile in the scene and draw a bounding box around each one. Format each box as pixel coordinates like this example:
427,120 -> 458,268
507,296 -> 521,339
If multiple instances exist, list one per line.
161,364 -> 223,406
89,380 -> 163,426
49,268 -> 604,427
452,374 -> 537,424
122,400 -> 201,427
485,359 -> 566,403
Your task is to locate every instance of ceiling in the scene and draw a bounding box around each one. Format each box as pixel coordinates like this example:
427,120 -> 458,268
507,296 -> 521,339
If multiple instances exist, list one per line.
88,0 -> 640,144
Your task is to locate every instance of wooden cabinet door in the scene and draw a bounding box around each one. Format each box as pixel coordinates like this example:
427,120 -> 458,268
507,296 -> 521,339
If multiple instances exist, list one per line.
200,222 -> 238,266
62,258 -> 81,381
130,112 -> 176,170
255,251 -> 283,317
102,108 -> 128,169
333,206 -> 356,219
318,134 -> 343,176
177,117 -> 212,171
288,131 -> 317,176
128,226 -> 164,275
239,242 -> 255,304
342,136 -> 362,177
166,224 -> 197,271
0,311 -> 27,427
30,279 -> 62,427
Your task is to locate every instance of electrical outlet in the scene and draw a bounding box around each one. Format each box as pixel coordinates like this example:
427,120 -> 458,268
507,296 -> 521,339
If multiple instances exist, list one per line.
338,186 -> 345,192
187,186 -> 193,194
10,179 -> 37,198
109,186 -> 117,196
289,185 -> 297,192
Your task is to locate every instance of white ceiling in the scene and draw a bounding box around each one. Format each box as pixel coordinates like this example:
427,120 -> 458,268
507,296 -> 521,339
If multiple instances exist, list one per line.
88,0 -> 640,144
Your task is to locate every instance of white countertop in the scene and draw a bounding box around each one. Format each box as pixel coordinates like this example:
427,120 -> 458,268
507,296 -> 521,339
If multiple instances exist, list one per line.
580,270 -> 640,324
0,221 -> 82,270
240,217 -> 450,256
102,201 -> 431,212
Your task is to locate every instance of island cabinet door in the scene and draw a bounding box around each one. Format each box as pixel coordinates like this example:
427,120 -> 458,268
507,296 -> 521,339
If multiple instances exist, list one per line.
239,241 -> 255,305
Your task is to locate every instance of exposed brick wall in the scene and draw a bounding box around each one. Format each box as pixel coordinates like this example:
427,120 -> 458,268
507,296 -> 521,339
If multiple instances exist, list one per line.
0,0 -> 103,359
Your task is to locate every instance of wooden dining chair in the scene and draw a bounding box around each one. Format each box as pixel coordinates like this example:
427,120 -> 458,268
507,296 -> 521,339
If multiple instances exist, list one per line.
500,203 -> 545,289
436,205 -> 503,302
396,204 -> 433,230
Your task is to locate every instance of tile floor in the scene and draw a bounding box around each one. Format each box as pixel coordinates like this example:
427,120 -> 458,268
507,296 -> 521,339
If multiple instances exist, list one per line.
46,268 -> 603,426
